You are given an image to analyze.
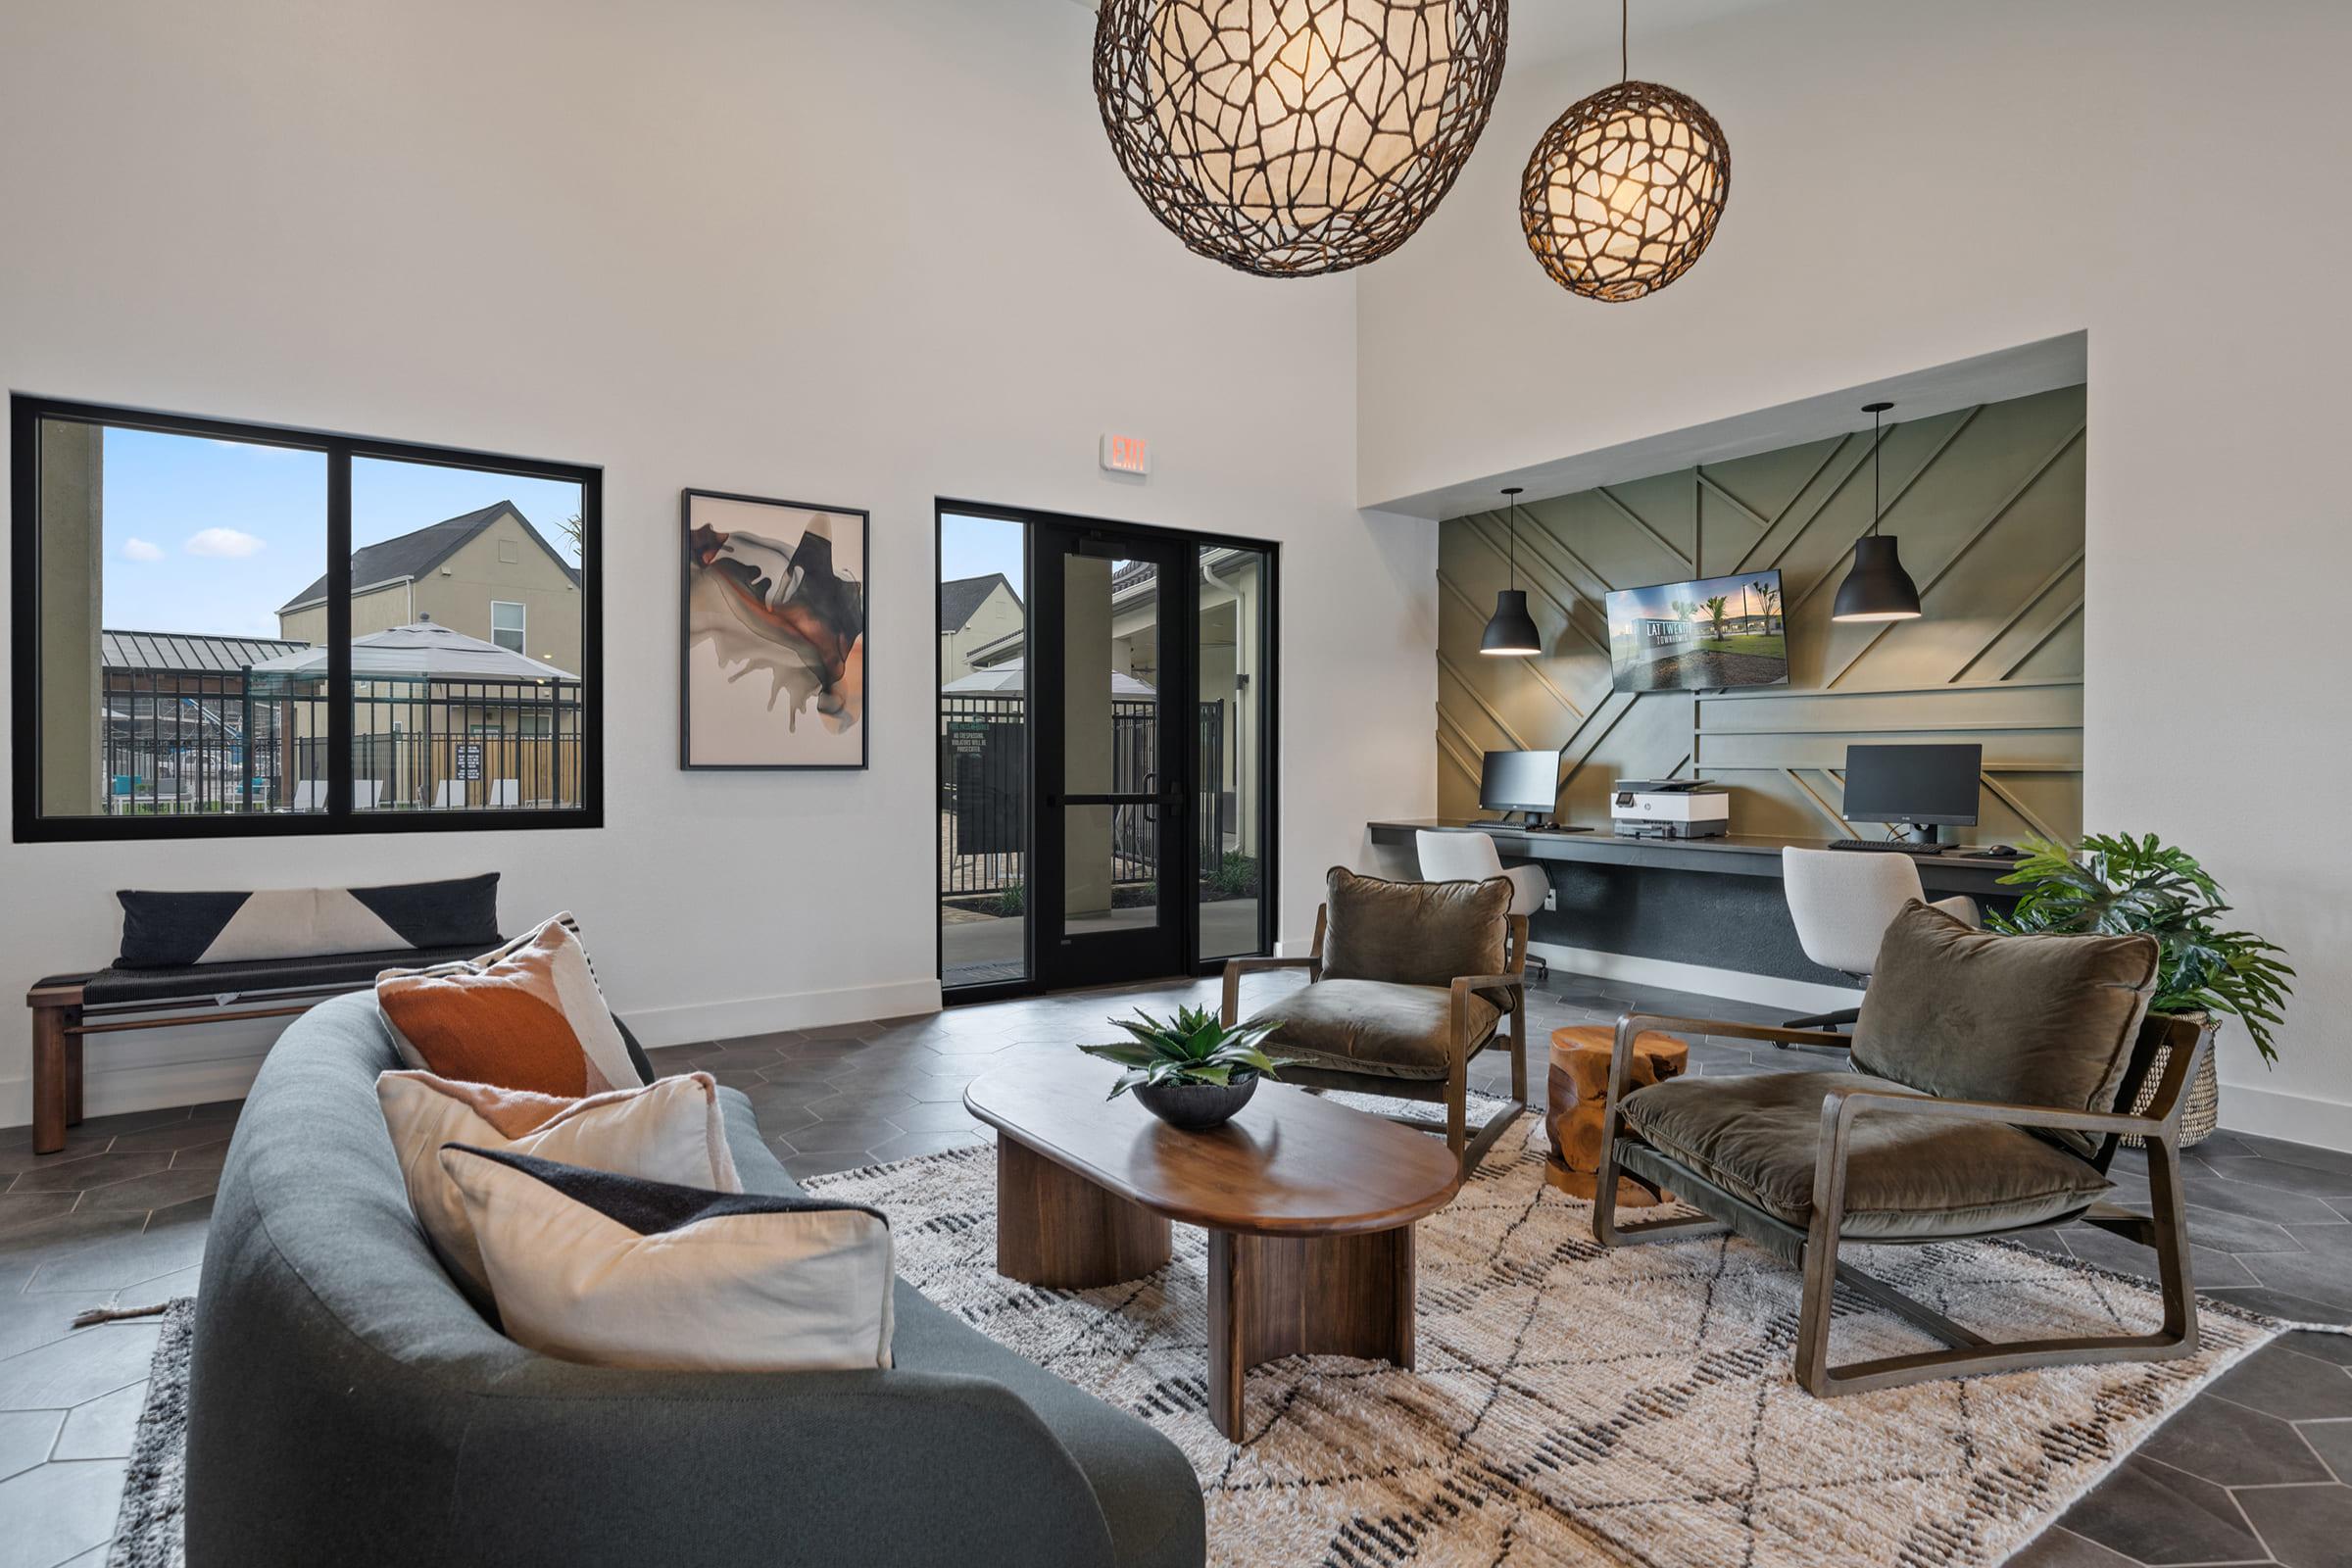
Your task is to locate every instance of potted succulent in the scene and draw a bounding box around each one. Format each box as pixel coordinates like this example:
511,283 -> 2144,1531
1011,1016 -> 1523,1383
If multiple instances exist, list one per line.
1079,1004 -> 1299,1132
1990,833 -> 2294,1145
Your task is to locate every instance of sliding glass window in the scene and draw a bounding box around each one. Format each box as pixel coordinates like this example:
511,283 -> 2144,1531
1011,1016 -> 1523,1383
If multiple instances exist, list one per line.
10,396 -> 601,840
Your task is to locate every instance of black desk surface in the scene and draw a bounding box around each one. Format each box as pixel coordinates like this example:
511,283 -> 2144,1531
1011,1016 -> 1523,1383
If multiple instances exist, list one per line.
1367,819 -> 2024,896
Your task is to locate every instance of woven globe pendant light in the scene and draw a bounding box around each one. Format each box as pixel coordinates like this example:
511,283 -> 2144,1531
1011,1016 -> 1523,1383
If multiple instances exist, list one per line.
1521,1 -> 1728,302
1094,0 -> 1509,278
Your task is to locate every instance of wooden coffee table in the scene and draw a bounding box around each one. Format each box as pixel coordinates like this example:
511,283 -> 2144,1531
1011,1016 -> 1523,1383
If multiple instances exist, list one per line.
965,1058 -> 1460,1441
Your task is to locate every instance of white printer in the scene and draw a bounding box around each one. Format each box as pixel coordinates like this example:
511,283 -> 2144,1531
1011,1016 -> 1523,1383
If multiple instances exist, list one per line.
1610,779 -> 1731,839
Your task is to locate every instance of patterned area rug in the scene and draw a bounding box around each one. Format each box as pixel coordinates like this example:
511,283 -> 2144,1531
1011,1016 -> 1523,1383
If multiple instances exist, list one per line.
808,1125 -> 2281,1568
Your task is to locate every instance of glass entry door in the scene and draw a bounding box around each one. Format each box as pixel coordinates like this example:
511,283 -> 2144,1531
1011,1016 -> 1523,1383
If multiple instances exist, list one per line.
936,502 -> 1276,998
1032,527 -> 1189,989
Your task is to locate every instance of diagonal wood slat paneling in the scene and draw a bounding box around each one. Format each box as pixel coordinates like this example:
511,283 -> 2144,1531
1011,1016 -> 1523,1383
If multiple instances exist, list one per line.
1436,384 -> 2085,844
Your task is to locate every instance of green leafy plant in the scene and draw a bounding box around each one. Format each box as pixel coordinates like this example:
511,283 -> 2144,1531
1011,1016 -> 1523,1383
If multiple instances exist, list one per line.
1078,1004 -> 1298,1099
1989,832 -> 2295,1063
1205,851 -> 1259,901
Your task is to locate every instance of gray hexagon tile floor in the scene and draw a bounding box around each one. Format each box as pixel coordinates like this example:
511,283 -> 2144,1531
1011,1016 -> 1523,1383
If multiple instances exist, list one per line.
1,970 -> 2348,1567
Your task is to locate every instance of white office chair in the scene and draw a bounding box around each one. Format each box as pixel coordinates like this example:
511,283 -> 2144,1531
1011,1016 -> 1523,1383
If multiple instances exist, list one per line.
1781,847 -> 1980,1030
1417,830 -> 1550,980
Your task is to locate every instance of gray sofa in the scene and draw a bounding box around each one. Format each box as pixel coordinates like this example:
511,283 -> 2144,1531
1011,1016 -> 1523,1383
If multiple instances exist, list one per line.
186,993 -> 1205,1567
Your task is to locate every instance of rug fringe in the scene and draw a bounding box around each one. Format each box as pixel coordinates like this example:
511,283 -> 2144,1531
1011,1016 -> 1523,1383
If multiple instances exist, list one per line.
74,1301 -> 173,1328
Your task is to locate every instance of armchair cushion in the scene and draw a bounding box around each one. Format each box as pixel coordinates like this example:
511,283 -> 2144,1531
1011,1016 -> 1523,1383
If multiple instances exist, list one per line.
1852,902 -> 2161,1156
1620,1069 -> 2113,1240
1319,867 -> 1516,1011
1249,979 -> 1500,1082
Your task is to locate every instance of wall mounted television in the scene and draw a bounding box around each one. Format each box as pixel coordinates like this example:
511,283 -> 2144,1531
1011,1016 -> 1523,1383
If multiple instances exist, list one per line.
1604,569 -> 1788,693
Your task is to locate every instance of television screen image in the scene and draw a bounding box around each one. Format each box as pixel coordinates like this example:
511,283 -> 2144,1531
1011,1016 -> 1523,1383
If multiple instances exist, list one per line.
1604,569 -> 1788,693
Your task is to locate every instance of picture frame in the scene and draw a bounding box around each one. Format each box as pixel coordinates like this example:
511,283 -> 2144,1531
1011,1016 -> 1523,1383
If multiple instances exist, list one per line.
680,488 -> 869,770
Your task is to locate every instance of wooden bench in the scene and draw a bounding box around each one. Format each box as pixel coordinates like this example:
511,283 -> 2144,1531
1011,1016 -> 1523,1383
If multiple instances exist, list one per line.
26,943 -> 504,1155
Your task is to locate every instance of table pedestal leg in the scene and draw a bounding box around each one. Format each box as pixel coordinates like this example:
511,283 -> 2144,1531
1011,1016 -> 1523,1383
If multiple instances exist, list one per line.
992,1135 -> 1171,1288
1206,1225 -> 1415,1441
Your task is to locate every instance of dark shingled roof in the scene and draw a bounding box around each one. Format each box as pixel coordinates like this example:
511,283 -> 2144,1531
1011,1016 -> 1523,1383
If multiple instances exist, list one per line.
939,572 -> 1017,632
277,501 -> 579,613
103,629 -> 309,673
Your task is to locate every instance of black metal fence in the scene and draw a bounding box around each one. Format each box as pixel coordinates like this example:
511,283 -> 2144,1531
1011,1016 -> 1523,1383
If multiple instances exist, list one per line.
939,694 -> 1226,897
97,668 -> 584,814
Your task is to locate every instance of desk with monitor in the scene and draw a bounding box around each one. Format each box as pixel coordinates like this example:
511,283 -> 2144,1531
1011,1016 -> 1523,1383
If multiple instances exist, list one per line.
1370,743 -> 2025,993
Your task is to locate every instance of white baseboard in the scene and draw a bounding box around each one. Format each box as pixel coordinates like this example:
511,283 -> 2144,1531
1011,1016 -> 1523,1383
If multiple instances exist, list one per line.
1527,941 -> 1865,1018
0,976 -> 947,1131
2210,1081 -> 2352,1153
621,977 -> 944,1048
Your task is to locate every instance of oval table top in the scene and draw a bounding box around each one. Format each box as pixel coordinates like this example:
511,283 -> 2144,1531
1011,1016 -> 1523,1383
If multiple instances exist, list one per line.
964,1057 -> 1461,1238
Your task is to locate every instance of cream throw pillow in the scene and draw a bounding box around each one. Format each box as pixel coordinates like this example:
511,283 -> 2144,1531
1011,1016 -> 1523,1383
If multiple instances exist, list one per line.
377,1069 -> 740,1310
439,1146 -> 896,1373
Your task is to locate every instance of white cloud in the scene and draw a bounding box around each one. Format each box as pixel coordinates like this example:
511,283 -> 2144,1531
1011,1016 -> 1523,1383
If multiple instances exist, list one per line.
122,537 -> 165,562
185,527 -> 266,558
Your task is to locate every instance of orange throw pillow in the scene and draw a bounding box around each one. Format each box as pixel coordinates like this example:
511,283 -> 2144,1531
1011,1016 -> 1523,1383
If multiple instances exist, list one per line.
375,914 -> 642,1097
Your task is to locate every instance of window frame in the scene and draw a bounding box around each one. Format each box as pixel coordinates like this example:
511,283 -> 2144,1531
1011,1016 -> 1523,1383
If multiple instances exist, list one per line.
10,394 -> 604,842
489,599 -> 527,656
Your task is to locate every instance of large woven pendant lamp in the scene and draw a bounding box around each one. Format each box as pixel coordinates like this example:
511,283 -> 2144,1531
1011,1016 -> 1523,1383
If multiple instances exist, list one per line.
1832,402 -> 1924,622
1093,0 -> 1510,278
1481,487 -> 1543,656
1520,0 -> 1729,302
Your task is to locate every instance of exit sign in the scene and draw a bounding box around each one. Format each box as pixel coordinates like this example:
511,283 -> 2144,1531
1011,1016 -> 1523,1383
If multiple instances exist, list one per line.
1101,433 -> 1152,475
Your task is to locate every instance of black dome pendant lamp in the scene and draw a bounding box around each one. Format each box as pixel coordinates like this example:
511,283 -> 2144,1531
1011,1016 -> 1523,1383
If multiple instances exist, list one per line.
1832,402 -> 1924,623
1481,487 -> 1543,656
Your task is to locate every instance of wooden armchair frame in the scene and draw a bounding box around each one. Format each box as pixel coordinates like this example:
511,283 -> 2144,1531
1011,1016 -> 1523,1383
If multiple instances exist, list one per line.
1223,906 -> 1530,1179
1592,1009 -> 2210,1396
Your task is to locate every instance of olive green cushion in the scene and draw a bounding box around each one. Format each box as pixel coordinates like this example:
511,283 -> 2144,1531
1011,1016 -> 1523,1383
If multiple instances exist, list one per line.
1319,866 -> 1515,1011
1619,1069 -> 2113,1240
1248,979 -> 1499,1082
1853,901 -> 2161,1156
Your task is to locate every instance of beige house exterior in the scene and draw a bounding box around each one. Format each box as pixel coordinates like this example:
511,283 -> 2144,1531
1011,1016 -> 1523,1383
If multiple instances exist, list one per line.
937,572 -> 1023,687
278,501 -> 582,678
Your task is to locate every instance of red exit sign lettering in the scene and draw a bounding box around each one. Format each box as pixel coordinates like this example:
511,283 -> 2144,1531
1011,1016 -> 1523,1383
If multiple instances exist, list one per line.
1101,433 -> 1152,475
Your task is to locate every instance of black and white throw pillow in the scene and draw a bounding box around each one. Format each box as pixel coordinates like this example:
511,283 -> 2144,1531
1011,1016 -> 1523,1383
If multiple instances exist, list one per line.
437,1146 -> 896,1372
115,873 -> 501,968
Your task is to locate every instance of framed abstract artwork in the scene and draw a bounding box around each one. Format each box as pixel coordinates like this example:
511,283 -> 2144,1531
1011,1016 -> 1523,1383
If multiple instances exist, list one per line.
680,489 -> 868,770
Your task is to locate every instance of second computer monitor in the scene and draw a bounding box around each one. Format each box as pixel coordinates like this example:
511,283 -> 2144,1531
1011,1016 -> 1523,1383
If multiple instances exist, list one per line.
1479,750 -> 1561,826
1842,743 -> 1982,832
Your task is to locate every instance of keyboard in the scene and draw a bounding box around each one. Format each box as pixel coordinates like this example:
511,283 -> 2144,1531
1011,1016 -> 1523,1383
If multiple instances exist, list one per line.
1826,839 -> 1944,855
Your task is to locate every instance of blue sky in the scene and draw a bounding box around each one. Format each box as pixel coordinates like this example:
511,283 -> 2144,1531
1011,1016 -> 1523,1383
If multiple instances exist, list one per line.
939,512 -> 1025,594
98,428 -> 582,640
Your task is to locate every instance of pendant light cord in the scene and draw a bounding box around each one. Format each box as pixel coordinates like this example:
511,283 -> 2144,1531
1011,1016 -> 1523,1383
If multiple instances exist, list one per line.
1620,0 -> 1629,81
1871,407 -> 1883,537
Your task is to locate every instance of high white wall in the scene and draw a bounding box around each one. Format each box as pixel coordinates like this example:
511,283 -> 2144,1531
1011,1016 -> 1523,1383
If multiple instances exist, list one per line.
1357,0 -> 2352,1146
0,0 -> 1438,1125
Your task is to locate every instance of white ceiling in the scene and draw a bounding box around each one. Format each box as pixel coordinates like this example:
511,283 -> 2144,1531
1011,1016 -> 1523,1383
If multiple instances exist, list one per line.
1062,1 -> 1794,72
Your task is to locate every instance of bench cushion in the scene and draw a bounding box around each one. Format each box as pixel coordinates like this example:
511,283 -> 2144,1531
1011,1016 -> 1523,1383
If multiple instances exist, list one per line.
116,873 -> 500,968
1620,1068 -> 2114,1240
80,944 -> 504,1006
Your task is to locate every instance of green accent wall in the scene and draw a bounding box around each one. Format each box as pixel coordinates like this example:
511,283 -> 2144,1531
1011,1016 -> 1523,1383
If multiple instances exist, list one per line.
1436,384 -> 2085,843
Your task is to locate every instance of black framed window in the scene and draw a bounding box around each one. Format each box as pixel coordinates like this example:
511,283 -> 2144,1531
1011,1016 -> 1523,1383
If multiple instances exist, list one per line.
11,396 -> 602,841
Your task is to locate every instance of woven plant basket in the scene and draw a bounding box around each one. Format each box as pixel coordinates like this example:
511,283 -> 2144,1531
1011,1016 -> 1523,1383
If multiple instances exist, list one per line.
2125,1011 -> 2221,1148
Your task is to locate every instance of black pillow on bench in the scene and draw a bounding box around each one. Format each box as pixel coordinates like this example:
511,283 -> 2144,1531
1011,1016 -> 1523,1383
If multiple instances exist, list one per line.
117,874 -> 501,969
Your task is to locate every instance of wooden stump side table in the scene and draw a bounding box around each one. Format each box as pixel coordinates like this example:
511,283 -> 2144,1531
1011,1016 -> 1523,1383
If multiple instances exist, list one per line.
1543,1024 -> 1688,1205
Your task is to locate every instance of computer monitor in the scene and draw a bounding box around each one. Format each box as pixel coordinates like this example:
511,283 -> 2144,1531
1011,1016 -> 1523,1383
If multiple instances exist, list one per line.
1842,743 -> 1982,842
1479,750 -> 1561,827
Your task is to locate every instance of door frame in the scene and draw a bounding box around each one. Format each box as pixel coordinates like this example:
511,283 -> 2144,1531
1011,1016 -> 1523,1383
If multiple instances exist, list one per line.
933,498 -> 1280,1003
